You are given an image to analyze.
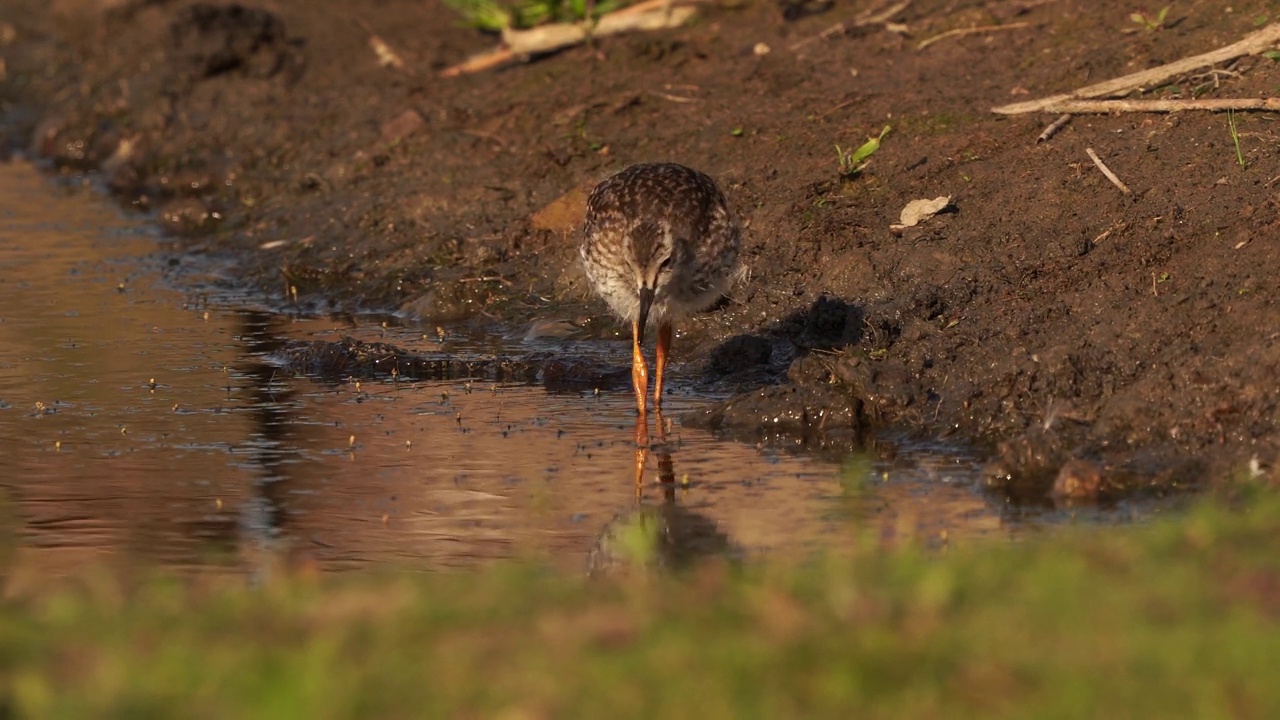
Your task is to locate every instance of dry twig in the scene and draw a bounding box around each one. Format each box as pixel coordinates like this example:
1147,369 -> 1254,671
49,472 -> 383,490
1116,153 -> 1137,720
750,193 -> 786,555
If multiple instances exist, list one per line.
1024,97 -> 1280,114
1092,220 -> 1126,245
994,22 -> 1280,114
1085,148 -> 1132,196
355,19 -> 410,72
648,90 -> 699,103
857,0 -> 911,25
441,0 -> 698,77
917,21 -> 1030,50
368,35 -> 406,70
1036,113 -> 1071,142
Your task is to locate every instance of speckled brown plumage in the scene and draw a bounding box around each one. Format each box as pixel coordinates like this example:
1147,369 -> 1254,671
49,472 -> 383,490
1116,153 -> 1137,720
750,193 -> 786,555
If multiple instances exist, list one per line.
580,163 -> 742,413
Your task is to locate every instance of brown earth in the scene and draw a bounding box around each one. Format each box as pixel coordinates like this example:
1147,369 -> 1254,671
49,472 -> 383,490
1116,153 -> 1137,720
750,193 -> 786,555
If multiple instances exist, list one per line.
1,0 -> 1278,503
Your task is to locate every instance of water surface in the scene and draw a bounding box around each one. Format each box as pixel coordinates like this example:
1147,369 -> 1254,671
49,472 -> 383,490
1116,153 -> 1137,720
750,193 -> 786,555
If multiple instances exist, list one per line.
0,160 -> 1069,576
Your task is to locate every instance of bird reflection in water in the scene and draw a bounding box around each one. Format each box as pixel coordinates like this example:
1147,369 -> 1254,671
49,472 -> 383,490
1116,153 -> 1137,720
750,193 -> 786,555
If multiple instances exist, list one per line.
588,411 -> 733,575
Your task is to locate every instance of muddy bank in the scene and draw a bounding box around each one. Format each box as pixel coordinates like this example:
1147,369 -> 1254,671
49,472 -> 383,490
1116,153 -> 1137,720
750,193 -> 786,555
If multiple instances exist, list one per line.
2,0 -> 1277,501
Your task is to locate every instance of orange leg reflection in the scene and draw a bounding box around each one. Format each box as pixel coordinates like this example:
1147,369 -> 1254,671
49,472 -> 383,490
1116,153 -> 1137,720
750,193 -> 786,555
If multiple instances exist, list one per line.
654,322 -> 672,411
634,410 -> 677,502
633,413 -> 650,501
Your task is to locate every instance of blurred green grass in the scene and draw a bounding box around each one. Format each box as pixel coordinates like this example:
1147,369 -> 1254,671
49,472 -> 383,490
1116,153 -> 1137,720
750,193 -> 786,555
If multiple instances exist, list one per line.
444,0 -> 623,31
3,486 -> 1280,718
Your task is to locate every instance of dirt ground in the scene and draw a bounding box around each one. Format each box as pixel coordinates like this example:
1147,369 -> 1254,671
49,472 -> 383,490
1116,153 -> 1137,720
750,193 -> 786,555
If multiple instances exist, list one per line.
2,0 -> 1278,502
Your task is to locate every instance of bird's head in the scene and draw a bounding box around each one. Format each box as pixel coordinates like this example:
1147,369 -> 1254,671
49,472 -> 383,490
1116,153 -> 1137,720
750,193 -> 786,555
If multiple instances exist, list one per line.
630,221 -> 677,338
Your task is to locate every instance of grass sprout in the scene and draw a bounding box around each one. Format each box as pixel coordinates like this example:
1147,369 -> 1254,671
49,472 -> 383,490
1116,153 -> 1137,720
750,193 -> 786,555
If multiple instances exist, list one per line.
444,0 -> 512,30
1228,109 -> 1245,168
1130,5 -> 1171,32
836,125 -> 891,178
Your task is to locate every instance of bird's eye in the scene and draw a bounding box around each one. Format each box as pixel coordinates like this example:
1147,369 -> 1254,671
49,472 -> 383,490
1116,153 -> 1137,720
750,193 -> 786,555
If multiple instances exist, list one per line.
658,256 -> 673,272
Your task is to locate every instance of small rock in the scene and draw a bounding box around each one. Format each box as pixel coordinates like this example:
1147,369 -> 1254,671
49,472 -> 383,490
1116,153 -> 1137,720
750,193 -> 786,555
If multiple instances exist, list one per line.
531,184 -> 591,233
1052,459 -> 1105,501
380,109 -> 425,144
785,353 -> 831,385
100,134 -> 140,177
982,428 -> 1070,501
103,137 -> 146,195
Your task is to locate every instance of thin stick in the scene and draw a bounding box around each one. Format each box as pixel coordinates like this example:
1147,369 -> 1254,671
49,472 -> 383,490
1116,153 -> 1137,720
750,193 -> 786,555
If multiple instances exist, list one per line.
355,19 -> 410,72
994,22 -> 1280,114
1036,113 -> 1071,142
1092,221 -> 1125,244
1029,97 -> 1280,114
1086,148 -> 1132,196
818,97 -> 859,119
647,90 -> 698,103
859,0 -> 912,25
917,22 -> 1029,50
440,50 -> 513,77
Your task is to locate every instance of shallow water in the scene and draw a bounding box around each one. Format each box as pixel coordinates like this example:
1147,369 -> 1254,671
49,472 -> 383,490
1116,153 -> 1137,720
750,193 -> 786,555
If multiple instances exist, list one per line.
0,160 -> 1128,576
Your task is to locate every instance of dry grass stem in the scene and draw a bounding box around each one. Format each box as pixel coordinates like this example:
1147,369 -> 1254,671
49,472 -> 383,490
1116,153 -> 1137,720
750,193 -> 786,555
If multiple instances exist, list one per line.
648,90 -> 699,103
917,22 -> 1030,51
857,0 -> 912,25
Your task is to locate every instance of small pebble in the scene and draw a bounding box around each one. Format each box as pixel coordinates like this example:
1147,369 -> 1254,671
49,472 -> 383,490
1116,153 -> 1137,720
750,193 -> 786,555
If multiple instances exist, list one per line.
1052,459 -> 1105,500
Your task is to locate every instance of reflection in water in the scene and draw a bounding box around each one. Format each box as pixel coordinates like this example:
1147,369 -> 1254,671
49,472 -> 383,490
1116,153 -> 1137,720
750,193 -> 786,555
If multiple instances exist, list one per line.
0,159 -> 1083,578
232,310 -> 302,578
634,411 -> 674,502
585,412 -> 734,574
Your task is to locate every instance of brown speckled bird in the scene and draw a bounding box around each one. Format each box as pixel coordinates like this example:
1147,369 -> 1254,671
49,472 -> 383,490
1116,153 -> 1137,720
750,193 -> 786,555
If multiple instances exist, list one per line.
580,163 -> 742,414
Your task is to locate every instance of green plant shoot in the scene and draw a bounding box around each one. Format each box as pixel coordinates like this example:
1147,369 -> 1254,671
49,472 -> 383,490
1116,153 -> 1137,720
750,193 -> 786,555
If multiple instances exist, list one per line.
836,125 -> 892,177
1130,5 -> 1171,32
1228,109 -> 1245,168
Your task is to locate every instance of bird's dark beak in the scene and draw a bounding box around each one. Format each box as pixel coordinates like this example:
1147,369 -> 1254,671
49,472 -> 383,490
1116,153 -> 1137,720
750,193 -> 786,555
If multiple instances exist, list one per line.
637,286 -> 655,341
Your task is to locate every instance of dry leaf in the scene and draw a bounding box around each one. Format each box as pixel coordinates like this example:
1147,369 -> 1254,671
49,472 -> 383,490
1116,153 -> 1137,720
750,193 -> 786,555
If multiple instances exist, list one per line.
892,195 -> 953,230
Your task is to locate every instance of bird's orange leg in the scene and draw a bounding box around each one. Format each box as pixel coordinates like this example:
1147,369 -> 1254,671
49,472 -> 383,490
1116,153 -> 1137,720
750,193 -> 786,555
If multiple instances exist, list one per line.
631,317 -> 649,416
654,322 -> 672,411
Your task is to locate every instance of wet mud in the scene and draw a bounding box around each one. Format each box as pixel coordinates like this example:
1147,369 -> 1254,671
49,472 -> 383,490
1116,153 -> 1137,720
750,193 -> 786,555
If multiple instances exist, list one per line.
2,0 -> 1278,506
